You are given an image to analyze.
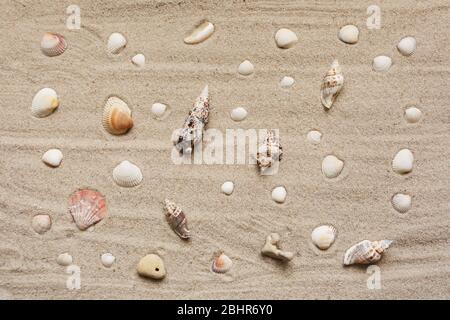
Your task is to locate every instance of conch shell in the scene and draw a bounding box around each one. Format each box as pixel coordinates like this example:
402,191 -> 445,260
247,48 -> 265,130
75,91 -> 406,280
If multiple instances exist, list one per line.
320,59 -> 344,109
256,130 -> 283,174
164,199 -> 191,239
343,240 -> 393,266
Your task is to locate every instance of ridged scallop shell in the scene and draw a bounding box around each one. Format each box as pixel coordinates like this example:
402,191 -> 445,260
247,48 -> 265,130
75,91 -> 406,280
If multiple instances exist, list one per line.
392,149 -> 414,174
391,193 -> 411,213
68,189 -> 107,230
322,155 -> 344,179
320,59 -> 344,109
31,88 -> 59,118
211,252 -> 232,273
41,32 -> 67,57
343,240 -> 393,266
102,96 -> 133,135
112,160 -> 143,187
164,199 -> 190,239
184,20 -> 214,44
107,32 -> 127,54
311,225 -> 337,250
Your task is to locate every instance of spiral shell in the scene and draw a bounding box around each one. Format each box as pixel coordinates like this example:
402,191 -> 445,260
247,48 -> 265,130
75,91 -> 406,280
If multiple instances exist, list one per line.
68,189 -> 107,230
102,96 -> 133,135
256,130 -> 283,174
343,240 -> 393,266
41,32 -> 67,57
112,160 -> 143,187
320,59 -> 344,109
164,199 -> 190,239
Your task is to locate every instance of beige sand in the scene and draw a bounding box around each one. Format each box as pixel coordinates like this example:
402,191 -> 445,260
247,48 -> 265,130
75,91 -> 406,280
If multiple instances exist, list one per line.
0,0 -> 449,299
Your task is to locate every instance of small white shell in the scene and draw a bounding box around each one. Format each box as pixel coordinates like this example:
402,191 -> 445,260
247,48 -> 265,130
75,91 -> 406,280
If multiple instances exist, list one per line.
151,103 -> 167,117
405,107 -> 422,123
57,253 -> 73,266
131,53 -> 145,67
392,149 -> 414,174
322,155 -> 344,179
221,181 -> 234,195
230,107 -> 248,121
31,88 -> 59,118
42,149 -> 63,167
280,76 -> 295,88
31,214 -> 52,234
275,28 -> 298,49
307,130 -> 322,145
184,20 -> 214,44
338,25 -> 359,44
41,32 -> 67,57
107,32 -> 127,54
238,60 -> 254,76
112,160 -> 143,187
271,186 -> 287,203
397,36 -> 416,56
373,55 -> 392,72
391,193 -> 412,213
311,225 -> 337,250
101,253 -> 116,268
211,252 -> 232,273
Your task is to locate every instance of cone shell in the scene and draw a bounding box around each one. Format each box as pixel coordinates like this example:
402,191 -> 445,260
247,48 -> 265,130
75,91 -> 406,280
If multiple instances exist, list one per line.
164,199 -> 191,239
392,149 -> 414,174
68,189 -> 107,230
343,240 -> 393,266
31,88 -> 59,118
112,160 -> 143,187
322,155 -> 344,179
107,32 -> 127,54
211,252 -> 232,273
41,32 -> 67,57
184,20 -> 214,44
311,225 -> 337,250
102,96 -> 133,135
321,59 -> 344,109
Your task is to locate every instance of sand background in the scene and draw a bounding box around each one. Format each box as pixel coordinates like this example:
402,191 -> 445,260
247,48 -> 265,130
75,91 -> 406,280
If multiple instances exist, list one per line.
0,0 -> 449,299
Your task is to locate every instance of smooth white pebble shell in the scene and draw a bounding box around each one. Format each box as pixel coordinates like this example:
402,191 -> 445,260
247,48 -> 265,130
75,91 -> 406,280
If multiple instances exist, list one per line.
107,33 -> 127,54
280,76 -> 295,88
57,253 -> 73,266
101,253 -> 116,268
184,21 -> 214,44
397,36 -> 416,56
391,193 -> 412,213
112,160 -> 143,187
230,107 -> 248,121
151,103 -> 167,117
31,88 -> 59,118
275,28 -> 298,49
405,107 -> 422,123
392,149 -> 414,174
322,155 -> 344,179
221,181 -> 234,195
238,60 -> 254,76
307,130 -> 322,144
373,55 -> 392,72
42,149 -> 63,167
131,53 -> 145,67
338,25 -> 359,44
271,186 -> 287,203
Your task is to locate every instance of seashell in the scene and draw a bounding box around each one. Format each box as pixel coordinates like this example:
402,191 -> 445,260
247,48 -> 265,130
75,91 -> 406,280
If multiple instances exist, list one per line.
322,155 -> 344,179
107,32 -> 127,54
164,199 -> 191,239
102,96 -> 133,135
238,60 -> 254,76
42,149 -> 63,167
221,181 -> 234,195
57,253 -> 73,266
320,59 -> 344,109
31,88 -> 59,118
392,149 -> 414,174
137,254 -> 166,279
256,130 -> 283,174
101,253 -> 116,268
280,76 -> 295,88
131,53 -> 145,67
151,102 -> 168,118
307,130 -> 322,145
274,28 -> 298,49
184,20 -> 214,44
68,189 -> 107,230
271,186 -> 287,203
405,107 -> 422,123
311,225 -> 337,250
372,55 -> 392,72
343,240 -> 393,265
230,107 -> 248,121
112,160 -> 143,187
211,252 -> 232,273
31,214 -> 52,234
338,25 -> 359,44
261,233 -> 294,261
391,193 -> 412,213
397,36 -> 416,56
41,32 -> 67,57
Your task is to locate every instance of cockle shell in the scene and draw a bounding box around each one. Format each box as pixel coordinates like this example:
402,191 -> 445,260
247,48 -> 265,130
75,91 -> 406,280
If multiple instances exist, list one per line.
107,32 -> 127,54
112,160 -> 143,187
131,53 -> 145,67
372,55 -> 392,72
280,76 -> 295,88
101,253 -> 116,268
320,59 -> 344,109
151,103 -> 167,117
311,225 -> 337,250
164,199 -> 190,239
338,25 -> 359,44
405,107 -> 422,123
261,233 -> 294,261
238,60 -> 254,76
391,193 -> 412,213
307,130 -> 322,145
397,36 -> 416,56
31,214 -> 52,234
392,149 -> 414,174
275,28 -> 298,49
343,240 -> 393,266
31,88 -> 59,118
57,253 -> 73,266
211,252 -> 232,273
322,155 -> 344,179
41,32 -> 67,57
42,149 -> 63,167
256,130 -> 283,174
102,96 -> 133,135
68,189 -> 107,230
230,107 -> 248,121
184,20 -> 214,44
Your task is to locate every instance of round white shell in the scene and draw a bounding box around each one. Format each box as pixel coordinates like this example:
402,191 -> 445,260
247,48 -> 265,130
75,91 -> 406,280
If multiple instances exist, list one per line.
31,214 -> 52,234
275,28 -> 298,49
151,103 -> 167,117
271,186 -> 287,203
372,55 -> 392,72
31,88 -> 59,118
405,107 -> 422,123
112,160 -> 143,187
392,149 -> 414,174
221,181 -> 234,195
230,107 -> 248,121
42,149 -> 63,167
307,130 -> 322,144
280,76 -> 295,88
238,60 -> 254,76
338,25 -> 359,44
131,53 -> 145,67
322,155 -> 344,179
391,193 -> 412,213
57,253 -> 73,266
211,253 -> 232,273
311,225 -> 337,250
397,36 -> 416,56
101,253 -> 116,268
107,32 -> 127,54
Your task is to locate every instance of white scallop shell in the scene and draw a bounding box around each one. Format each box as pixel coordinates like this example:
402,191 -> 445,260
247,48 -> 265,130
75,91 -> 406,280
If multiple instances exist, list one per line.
391,193 -> 412,213
271,186 -> 287,203
338,25 -> 359,44
31,88 -> 59,118
101,253 -> 116,268
275,28 -> 298,49
41,32 -> 67,57
107,32 -> 127,54
211,252 -> 232,273
405,107 -> 422,123
184,20 -> 214,44
221,181 -> 234,195
280,76 -> 295,88
392,149 -> 414,174
230,107 -> 247,121
57,253 -> 73,266
373,55 -> 392,72
311,225 -> 337,250
307,130 -> 322,144
131,53 -> 145,67
238,60 -> 254,76
397,36 -> 416,56
322,155 -> 344,179
151,103 -> 167,117
31,214 -> 52,234
112,160 -> 143,187
42,149 -> 63,167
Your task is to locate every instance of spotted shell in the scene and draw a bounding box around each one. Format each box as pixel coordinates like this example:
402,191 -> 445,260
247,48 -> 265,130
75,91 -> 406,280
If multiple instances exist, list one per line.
164,199 -> 190,239
68,189 -> 107,230
343,240 -> 393,266
320,59 -> 344,109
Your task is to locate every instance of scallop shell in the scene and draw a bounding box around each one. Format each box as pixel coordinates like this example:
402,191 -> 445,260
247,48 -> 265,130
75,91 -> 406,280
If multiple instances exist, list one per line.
274,28 -> 298,49
391,193 -> 412,213
31,88 -> 59,118
42,149 -> 63,167
211,252 -> 232,273
31,214 -> 52,234
112,160 -> 143,187
372,55 -> 392,72
164,199 -> 191,239
68,189 -> 107,230
41,32 -> 67,57
311,225 -> 337,250
184,20 -> 214,44
397,36 -> 416,56
107,32 -> 127,54
392,149 -> 414,174
343,240 -> 393,266
102,96 -> 133,135
320,59 -> 344,109
322,155 -> 344,179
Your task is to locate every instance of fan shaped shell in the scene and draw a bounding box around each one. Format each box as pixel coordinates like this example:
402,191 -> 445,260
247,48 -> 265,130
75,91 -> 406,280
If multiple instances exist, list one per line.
68,189 -> 107,230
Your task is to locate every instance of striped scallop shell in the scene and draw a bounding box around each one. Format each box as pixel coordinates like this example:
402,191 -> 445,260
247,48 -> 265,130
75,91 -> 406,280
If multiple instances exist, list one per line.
343,240 -> 393,266
41,32 -> 67,57
31,88 -> 59,118
68,189 -> 107,230
311,225 -> 337,250
211,252 -> 232,273
112,160 -> 143,187
102,96 -> 133,135
320,59 -> 344,109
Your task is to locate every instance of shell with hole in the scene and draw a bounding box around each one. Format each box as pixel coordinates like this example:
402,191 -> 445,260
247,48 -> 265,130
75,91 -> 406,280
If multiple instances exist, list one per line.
184,20 -> 214,44
31,88 -> 59,118
164,199 -> 191,239
343,240 -> 393,265
102,96 -> 133,135
320,59 -> 344,109
112,160 -> 143,187
211,252 -> 232,273
68,189 -> 107,230
311,225 -> 337,250
41,32 -> 67,57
